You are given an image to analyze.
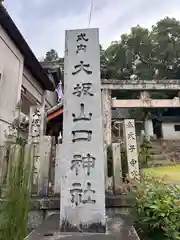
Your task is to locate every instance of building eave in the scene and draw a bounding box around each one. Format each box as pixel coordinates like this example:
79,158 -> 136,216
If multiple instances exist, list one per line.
41,61 -> 62,87
47,102 -> 63,116
0,5 -> 54,91
47,102 -> 63,121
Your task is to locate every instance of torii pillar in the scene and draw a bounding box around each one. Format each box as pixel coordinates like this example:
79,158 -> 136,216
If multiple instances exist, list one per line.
102,89 -> 112,187
102,89 -> 112,146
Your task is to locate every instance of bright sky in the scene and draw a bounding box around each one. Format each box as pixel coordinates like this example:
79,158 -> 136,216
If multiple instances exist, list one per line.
4,0 -> 180,58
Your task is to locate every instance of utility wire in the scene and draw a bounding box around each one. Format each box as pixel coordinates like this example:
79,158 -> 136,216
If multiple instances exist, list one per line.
88,0 -> 93,28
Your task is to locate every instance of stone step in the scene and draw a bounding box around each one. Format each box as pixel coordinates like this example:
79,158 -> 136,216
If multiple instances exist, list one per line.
151,147 -> 164,152
151,144 -> 163,149
147,159 -> 175,167
151,154 -> 166,160
149,149 -> 164,155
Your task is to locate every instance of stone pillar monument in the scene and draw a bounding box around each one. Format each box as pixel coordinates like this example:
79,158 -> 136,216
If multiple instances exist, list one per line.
60,28 -> 106,232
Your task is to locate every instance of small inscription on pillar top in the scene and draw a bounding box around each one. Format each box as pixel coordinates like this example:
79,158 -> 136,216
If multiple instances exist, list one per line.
76,33 -> 89,54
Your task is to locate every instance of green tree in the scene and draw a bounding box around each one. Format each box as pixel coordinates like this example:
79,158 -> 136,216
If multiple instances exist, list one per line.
151,17 -> 180,79
104,40 -> 133,79
100,45 -> 108,78
123,26 -> 155,80
104,17 -> 180,81
45,49 -> 59,62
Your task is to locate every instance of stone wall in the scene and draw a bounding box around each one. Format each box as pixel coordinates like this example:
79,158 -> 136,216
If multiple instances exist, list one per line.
27,196 -> 133,232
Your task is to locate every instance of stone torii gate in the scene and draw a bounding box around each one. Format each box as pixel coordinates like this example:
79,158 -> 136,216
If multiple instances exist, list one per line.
101,79 -> 180,146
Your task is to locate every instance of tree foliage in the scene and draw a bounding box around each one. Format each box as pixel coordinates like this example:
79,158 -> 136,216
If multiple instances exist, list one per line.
45,49 -> 59,62
103,17 -> 180,81
0,142 -> 33,240
44,49 -> 64,73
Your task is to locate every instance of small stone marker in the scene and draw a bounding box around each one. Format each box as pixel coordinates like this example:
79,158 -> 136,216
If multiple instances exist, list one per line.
112,143 -> 122,193
124,119 -> 139,180
54,143 -> 64,194
38,136 -> 52,196
28,106 -> 45,193
60,28 -> 106,233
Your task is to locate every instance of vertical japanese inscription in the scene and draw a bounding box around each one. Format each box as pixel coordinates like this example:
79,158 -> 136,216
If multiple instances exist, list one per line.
76,33 -> 89,54
29,107 -> 43,192
124,119 -> 139,180
71,34 -> 94,143
71,31 -> 95,200
71,32 -> 95,198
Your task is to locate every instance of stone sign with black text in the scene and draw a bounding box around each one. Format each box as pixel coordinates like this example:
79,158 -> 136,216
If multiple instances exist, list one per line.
60,29 -> 106,233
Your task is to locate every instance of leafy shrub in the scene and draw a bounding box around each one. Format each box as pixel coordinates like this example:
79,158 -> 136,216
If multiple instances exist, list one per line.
133,175 -> 180,240
0,142 -> 33,240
